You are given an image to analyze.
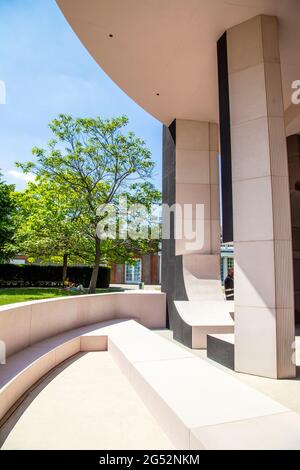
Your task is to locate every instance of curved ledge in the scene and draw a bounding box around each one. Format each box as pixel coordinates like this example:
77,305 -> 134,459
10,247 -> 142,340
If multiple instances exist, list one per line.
0,291 -> 166,358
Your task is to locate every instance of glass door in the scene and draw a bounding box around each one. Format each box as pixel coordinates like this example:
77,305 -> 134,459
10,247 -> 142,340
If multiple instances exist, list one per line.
125,259 -> 142,283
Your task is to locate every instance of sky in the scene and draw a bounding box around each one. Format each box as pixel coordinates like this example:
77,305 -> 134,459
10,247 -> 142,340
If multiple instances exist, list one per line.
0,0 -> 162,190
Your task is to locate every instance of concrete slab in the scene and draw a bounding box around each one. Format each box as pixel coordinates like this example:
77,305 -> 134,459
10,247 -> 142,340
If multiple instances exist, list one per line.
133,358 -> 287,430
107,321 -> 300,449
174,301 -> 234,326
107,320 -> 193,363
190,411 -> 300,450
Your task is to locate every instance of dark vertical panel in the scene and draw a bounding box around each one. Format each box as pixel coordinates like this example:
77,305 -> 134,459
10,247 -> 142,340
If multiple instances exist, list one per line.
287,134 -> 300,325
217,32 -> 233,243
162,120 -> 189,333
162,122 -> 176,328
169,118 -> 176,143
207,335 -> 234,370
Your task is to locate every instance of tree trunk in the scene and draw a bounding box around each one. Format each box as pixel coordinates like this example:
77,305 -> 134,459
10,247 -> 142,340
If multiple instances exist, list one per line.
88,237 -> 101,294
62,253 -> 68,284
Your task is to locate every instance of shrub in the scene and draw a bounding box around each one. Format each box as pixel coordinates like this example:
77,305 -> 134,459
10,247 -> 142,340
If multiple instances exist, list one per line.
0,264 -> 110,288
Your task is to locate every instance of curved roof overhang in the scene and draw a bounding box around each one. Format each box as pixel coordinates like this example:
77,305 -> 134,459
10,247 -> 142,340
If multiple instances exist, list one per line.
57,0 -> 300,135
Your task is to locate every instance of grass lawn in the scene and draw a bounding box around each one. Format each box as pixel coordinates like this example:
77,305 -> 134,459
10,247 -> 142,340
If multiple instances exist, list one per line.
0,287 -> 125,306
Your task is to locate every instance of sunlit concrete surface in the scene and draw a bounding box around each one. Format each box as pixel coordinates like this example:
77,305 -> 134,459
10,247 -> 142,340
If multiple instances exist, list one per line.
57,0 -> 300,135
0,352 -> 173,450
157,330 -> 300,415
110,284 -> 161,291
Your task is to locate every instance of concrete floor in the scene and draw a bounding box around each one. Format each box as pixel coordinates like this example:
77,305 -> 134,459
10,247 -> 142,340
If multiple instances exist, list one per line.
156,330 -> 300,415
0,352 -> 173,450
2,328 -> 300,450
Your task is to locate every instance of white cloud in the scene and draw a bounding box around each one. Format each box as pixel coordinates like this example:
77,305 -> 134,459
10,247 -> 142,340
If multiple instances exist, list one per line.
8,170 -> 35,182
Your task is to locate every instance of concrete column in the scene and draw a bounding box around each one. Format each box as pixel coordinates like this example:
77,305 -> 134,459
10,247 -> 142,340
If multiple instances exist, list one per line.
175,120 -> 220,257
162,120 -> 222,335
227,15 -> 295,378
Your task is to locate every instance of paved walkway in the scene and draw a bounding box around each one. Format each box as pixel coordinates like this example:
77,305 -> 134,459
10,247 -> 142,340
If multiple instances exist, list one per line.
0,352 -> 173,450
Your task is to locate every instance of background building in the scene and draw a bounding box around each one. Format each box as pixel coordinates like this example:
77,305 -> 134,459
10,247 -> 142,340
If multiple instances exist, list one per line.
220,244 -> 234,284
110,253 -> 160,285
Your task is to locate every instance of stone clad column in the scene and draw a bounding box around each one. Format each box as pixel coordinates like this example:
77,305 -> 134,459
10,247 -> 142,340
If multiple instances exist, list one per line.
175,120 -> 220,258
162,120 -> 222,336
227,15 -> 295,378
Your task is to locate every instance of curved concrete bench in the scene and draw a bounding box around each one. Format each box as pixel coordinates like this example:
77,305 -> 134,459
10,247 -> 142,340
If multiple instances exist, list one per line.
170,253 -> 235,349
174,300 -> 234,349
0,291 -> 166,358
1,317 -> 300,449
0,291 -> 166,423
0,319 -> 130,422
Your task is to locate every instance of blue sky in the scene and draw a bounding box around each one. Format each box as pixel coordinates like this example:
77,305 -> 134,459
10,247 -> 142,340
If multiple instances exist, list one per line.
0,0 -> 162,190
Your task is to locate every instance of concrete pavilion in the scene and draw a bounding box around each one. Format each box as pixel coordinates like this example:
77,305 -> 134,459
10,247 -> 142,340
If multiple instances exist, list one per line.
2,0 -> 300,450
57,0 -> 300,380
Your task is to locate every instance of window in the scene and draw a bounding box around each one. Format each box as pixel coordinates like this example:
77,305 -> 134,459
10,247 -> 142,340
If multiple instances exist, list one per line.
125,259 -> 142,283
227,257 -> 234,270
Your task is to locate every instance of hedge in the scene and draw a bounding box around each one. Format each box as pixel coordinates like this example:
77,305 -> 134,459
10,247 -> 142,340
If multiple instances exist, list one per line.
0,264 -> 111,289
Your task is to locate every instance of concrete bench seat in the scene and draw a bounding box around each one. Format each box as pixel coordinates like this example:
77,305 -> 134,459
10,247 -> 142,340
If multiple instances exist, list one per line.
174,300 -> 234,349
106,320 -> 300,449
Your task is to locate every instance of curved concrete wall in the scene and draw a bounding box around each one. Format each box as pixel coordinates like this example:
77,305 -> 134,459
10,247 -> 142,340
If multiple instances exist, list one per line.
0,291 -> 166,357
182,254 -> 223,302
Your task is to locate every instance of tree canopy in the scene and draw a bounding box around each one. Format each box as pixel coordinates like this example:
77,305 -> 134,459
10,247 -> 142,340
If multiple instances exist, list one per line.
14,178 -> 91,280
0,172 -> 16,263
16,114 -> 161,292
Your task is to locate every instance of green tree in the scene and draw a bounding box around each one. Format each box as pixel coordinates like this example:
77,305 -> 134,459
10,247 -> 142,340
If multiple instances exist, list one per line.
17,114 -> 158,293
14,178 -> 91,282
100,181 -> 161,266
0,172 -> 17,263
